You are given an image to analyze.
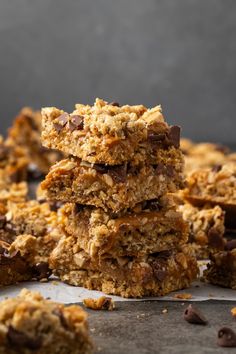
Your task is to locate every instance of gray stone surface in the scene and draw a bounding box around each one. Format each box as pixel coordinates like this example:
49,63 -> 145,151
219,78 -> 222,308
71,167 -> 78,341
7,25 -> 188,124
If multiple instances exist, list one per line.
86,300 -> 236,354
0,0 -> 236,143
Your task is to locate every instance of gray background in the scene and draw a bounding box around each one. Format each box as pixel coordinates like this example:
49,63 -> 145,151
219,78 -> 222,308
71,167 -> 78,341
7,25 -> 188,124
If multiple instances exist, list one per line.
0,0 -> 236,144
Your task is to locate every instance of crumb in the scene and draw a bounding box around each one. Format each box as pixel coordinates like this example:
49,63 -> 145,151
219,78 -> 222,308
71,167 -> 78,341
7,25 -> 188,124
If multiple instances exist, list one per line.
83,296 -> 115,311
174,293 -> 192,300
40,278 -> 49,283
52,280 -> 59,285
231,308 -> 236,317
162,308 -> 168,314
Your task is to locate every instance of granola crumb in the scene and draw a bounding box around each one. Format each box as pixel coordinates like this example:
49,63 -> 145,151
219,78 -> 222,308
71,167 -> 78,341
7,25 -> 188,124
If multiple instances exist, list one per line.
52,280 -> 59,285
174,293 -> 192,300
83,296 -> 115,311
231,307 -> 236,317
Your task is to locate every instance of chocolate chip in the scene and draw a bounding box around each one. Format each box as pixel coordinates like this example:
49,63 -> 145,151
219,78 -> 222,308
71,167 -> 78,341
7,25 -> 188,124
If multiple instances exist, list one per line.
155,163 -> 165,174
108,164 -> 127,183
147,132 -> 166,143
152,260 -> 167,281
58,113 -> 69,126
212,164 -> 222,173
93,163 -> 127,182
143,199 -> 161,211
93,164 -> 109,174
207,228 -> 225,250
183,304 -> 208,325
225,239 -> 236,251
68,115 -> 84,131
7,326 -> 42,350
217,327 -> 236,347
74,204 -> 85,214
0,215 -> 6,228
33,262 -> 52,280
53,113 -> 69,132
214,144 -> 230,154
38,198 -> 47,204
168,126 -> 180,148
49,201 -> 64,212
158,250 -> 172,259
110,102 -> 120,107
99,297 -> 114,310
166,165 -> 175,177
93,163 -> 109,173
53,308 -> 69,329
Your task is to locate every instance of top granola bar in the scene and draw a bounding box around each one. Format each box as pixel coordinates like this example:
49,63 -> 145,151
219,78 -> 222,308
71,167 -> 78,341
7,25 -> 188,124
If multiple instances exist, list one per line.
42,98 -> 180,165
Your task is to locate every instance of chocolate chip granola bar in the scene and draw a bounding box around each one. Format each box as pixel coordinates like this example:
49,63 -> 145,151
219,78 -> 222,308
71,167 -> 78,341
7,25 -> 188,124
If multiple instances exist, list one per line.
204,240 -> 236,289
0,136 -> 29,183
178,203 -> 225,258
0,200 -> 59,246
0,179 -> 28,205
41,150 -> 184,211
42,98 -> 181,165
58,198 -> 189,258
7,107 -> 63,175
0,289 -> 93,353
50,240 -> 198,298
183,163 -> 236,227
0,240 -> 33,286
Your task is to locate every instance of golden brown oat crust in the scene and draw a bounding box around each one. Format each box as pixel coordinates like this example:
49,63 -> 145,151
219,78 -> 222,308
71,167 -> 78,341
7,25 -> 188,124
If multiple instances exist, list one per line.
42,98 -> 181,165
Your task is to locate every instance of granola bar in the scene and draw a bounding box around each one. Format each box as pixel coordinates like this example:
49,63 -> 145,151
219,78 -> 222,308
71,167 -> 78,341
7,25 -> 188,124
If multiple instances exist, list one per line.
42,98 -> 181,165
50,240 -> 198,298
0,240 -> 33,286
183,163 -> 236,226
0,200 -> 59,247
58,199 -> 189,258
178,203 -> 225,258
7,107 -> 63,175
0,136 -> 29,183
0,289 -> 93,354
204,240 -> 236,289
0,179 -> 28,205
180,138 -> 229,175
41,150 -> 184,211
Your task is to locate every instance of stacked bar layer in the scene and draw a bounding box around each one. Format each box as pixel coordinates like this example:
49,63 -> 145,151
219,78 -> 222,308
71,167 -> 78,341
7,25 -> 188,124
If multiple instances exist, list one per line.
41,98 -> 181,165
58,198 -> 189,258
41,149 -> 184,211
50,241 -> 198,298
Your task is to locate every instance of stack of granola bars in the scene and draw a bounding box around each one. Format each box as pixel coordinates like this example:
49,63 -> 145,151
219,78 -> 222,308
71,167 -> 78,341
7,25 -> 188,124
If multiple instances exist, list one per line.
40,98 -> 198,298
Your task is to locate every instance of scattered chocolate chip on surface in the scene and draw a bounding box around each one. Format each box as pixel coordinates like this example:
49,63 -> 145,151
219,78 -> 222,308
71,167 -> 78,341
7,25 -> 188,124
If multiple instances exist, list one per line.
217,327 -> 236,347
183,304 -> 207,325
